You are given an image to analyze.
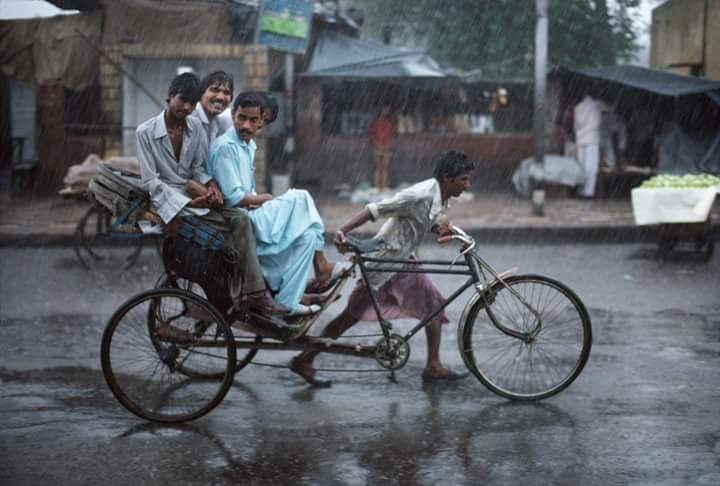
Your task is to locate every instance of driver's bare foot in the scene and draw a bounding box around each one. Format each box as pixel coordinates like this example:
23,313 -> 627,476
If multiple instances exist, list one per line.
421,366 -> 469,383
289,357 -> 332,388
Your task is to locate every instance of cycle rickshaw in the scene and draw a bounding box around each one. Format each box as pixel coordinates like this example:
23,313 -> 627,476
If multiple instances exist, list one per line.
98,207 -> 593,423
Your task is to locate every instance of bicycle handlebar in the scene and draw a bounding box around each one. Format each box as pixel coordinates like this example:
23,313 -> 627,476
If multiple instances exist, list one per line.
436,225 -> 475,249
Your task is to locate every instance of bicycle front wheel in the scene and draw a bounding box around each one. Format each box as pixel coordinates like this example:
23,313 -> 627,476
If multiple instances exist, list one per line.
460,274 -> 592,400
101,288 -> 236,422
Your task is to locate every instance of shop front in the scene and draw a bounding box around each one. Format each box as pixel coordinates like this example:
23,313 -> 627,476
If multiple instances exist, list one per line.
294,31 -> 534,192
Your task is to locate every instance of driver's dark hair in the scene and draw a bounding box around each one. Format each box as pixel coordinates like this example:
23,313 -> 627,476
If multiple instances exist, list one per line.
167,72 -> 201,104
232,91 -> 264,114
433,150 -> 474,182
200,70 -> 234,97
258,92 -> 279,125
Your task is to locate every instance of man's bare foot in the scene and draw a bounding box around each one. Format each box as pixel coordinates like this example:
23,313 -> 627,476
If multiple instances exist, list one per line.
289,357 -> 332,388
313,261 -> 337,287
306,261 -> 351,294
421,366 -> 470,383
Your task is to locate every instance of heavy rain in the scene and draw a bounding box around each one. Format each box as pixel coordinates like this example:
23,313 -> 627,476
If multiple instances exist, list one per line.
1,0 -> 719,484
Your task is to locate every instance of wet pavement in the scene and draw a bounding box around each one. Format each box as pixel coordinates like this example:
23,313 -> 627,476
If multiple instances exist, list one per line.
5,191 -> 718,247
1,243 -> 719,485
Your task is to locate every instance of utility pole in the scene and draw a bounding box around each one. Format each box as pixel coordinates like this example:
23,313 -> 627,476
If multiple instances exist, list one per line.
532,0 -> 548,216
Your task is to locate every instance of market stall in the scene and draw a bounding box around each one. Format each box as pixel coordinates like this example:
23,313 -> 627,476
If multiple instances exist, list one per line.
550,65 -> 720,197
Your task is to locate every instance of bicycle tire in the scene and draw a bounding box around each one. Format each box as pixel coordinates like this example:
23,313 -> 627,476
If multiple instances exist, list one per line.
74,205 -> 143,271
101,288 -> 236,423
459,274 -> 592,400
154,273 -> 259,376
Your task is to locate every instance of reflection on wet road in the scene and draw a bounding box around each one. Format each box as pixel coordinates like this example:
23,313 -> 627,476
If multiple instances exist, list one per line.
1,244 -> 719,484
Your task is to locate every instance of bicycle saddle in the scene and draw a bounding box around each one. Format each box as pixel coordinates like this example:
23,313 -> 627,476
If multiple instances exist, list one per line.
344,235 -> 385,254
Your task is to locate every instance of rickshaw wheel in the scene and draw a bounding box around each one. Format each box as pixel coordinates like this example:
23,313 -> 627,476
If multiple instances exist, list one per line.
101,288 -> 236,423
154,273 -> 259,375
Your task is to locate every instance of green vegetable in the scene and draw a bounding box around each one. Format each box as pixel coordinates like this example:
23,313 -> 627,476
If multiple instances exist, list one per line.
638,173 -> 720,189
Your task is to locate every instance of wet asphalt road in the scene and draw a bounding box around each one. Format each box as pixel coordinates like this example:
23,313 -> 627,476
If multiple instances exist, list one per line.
1,242 -> 719,485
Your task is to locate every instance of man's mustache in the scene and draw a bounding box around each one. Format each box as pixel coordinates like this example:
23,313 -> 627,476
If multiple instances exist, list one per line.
239,129 -> 252,135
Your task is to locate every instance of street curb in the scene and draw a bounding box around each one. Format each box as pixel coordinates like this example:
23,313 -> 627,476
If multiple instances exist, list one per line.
325,224 -> 717,245
4,224 -> 715,248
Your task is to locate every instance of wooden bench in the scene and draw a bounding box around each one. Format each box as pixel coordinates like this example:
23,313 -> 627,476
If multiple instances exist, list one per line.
597,165 -> 655,199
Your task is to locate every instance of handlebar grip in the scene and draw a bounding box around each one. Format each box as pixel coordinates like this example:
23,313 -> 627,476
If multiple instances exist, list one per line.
437,235 -> 453,245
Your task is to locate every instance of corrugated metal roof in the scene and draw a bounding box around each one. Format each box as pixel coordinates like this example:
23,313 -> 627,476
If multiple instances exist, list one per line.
304,30 -> 449,79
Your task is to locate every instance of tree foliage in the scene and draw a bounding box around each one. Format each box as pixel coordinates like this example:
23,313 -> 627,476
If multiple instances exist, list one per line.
352,0 -> 641,79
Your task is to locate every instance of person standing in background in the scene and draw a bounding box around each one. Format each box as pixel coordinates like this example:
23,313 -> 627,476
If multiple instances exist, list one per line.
573,92 -> 606,198
369,105 -> 395,191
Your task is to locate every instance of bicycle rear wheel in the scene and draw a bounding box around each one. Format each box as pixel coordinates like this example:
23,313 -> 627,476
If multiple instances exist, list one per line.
459,274 -> 591,400
154,273 -> 259,376
101,288 -> 236,422
74,205 -> 143,271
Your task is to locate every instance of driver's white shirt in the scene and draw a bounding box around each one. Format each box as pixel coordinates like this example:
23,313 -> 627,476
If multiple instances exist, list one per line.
363,178 -> 449,288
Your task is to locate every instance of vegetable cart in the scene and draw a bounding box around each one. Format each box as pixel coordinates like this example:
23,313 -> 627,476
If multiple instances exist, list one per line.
631,176 -> 719,261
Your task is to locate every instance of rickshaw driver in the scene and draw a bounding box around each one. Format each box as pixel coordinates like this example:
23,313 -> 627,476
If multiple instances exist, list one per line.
136,72 -> 287,320
289,150 -> 475,387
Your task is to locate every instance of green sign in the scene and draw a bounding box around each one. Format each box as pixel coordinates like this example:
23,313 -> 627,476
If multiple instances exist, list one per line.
260,12 -> 309,39
256,0 -> 314,53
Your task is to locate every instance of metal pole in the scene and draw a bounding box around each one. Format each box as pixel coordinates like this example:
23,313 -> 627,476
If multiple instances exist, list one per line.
532,0 -> 548,216
284,53 -> 296,179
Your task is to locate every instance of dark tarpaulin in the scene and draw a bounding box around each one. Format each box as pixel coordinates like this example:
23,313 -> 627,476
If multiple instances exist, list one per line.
558,65 -> 720,173
0,11 -> 102,90
567,65 -> 720,104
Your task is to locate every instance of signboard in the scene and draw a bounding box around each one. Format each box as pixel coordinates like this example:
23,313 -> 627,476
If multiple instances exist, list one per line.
255,0 -> 314,54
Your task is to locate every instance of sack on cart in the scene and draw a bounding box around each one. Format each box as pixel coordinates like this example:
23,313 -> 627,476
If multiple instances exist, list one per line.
87,164 -> 150,230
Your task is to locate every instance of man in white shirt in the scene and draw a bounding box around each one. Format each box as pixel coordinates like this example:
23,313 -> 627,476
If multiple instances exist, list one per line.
190,70 -> 234,147
574,93 -> 606,197
136,72 -> 286,319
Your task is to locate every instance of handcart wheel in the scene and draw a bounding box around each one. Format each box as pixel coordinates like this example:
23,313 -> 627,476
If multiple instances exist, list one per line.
703,238 -> 714,262
155,273 -> 260,375
460,274 -> 592,401
73,204 -> 143,271
101,288 -> 236,423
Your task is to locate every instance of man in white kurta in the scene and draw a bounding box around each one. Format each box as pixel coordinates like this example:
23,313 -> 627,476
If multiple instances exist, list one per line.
208,92 -> 326,315
574,94 -> 605,197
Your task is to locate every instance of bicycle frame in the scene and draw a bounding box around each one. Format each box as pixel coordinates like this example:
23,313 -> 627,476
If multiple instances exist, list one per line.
354,245 -> 543,344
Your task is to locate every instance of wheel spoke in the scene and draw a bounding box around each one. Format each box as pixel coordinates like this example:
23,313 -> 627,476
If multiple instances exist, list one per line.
101,288 -> 237,422
462,275 -> 591,400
